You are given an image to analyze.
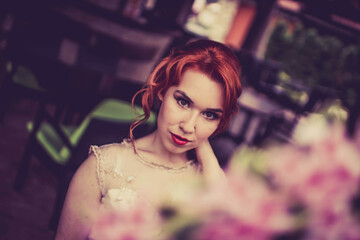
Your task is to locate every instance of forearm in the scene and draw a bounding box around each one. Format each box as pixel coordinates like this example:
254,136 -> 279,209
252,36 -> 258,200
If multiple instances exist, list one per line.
197,141 -> 227,185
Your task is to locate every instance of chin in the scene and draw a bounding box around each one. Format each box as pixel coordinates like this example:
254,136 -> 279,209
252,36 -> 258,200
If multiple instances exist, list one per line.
165,140 -> 192,154
169,144 -> 190,154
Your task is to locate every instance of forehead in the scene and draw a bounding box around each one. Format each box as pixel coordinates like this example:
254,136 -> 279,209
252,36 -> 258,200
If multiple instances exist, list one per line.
176,68 -> 224,109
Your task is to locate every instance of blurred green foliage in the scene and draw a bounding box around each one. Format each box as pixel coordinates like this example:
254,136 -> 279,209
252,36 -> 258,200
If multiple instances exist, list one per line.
265,20 -> 360,109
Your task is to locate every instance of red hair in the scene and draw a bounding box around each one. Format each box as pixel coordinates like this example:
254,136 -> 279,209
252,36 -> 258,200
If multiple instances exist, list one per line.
130,39 -> 242,144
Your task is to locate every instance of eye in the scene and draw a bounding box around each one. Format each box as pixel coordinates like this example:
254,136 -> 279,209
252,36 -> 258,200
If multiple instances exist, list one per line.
175,96 -> 190,108
203,111 -> 220,120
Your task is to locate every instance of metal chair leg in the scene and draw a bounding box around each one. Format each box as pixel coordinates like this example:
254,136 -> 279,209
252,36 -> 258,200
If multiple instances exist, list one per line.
13,102 -> 45,191
48,171 -> 74,232
13,141 -> 34,191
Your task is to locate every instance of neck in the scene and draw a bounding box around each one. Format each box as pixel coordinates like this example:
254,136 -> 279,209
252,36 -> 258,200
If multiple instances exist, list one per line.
137,131 -> 189,167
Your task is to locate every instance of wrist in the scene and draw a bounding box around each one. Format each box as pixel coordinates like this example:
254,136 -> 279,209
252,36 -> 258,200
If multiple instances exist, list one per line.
200,161 -> 226,185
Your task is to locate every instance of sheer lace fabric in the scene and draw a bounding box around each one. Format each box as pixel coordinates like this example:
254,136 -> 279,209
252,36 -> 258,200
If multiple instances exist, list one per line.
88,141 -> 200,239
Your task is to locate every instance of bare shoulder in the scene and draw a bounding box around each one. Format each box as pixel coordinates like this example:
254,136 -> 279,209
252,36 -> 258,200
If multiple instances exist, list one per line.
56,142 -> 133,239
55,153 -> 100,239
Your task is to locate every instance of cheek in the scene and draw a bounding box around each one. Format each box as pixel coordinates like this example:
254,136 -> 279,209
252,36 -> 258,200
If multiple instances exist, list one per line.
196,120 -> 220,141
158,99 -> 182,126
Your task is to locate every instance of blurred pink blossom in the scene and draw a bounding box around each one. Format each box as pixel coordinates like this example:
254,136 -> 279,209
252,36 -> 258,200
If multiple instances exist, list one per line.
265,122 -> 360,239
174,173 -> 296,240
90,202 -> 162,240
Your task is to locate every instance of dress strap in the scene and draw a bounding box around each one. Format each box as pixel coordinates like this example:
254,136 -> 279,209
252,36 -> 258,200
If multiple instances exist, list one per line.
89,145 -> 106,196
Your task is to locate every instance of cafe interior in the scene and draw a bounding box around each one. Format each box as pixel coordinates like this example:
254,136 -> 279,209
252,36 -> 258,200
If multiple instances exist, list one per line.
0,0 -> 359,239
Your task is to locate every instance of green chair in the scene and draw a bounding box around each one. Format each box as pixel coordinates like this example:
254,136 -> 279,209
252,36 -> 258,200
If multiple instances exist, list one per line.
14,97 -> 157,231
14,98 -> 156,191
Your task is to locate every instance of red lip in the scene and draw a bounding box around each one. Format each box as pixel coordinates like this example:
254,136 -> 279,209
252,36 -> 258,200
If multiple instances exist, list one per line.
171,133 -> 190,146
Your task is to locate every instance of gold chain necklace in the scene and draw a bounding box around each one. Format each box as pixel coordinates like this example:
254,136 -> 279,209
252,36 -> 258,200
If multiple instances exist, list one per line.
123,139 -> 196,173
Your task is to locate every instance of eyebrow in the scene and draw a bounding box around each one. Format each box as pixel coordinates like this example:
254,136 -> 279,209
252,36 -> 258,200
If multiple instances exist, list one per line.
174,90 -> 224,113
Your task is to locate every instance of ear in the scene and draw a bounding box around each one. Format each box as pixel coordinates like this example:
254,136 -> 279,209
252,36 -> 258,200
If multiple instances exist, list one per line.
157,91 -> 163,101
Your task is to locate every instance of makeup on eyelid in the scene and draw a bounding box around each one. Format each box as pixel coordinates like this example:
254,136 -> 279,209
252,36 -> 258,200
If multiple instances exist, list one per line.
173,93 -> 222,120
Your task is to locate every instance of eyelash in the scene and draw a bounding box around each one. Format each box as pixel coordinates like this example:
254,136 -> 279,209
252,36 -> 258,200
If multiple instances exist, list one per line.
203,111 -> 220,120
175,96 -> 190,108
174,95 -> 220,120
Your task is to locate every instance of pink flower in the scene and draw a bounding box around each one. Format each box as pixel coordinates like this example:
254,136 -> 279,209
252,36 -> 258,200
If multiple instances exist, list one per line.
90,203 -> 162,240
173,173 -> 296,240
305,206 -> 360,240
264,122 -> 360,239
267,123 -> 360,203
194,214 -> 275,240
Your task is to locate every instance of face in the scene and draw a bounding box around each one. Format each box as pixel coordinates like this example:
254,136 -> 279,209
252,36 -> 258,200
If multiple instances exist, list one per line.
157,68 -> 224,154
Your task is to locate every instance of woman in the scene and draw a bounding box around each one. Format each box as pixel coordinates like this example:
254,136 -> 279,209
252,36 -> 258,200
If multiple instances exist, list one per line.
55,39 -> 242,239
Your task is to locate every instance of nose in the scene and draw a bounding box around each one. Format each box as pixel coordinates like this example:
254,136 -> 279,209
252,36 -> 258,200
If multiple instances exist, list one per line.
179,111 -> 198,134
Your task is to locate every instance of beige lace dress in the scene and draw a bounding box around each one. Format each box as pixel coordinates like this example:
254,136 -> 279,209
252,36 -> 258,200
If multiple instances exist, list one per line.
87,140 -> 200,239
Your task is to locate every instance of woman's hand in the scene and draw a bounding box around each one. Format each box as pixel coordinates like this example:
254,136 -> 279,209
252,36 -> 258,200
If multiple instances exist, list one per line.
195,139 -> 227,186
